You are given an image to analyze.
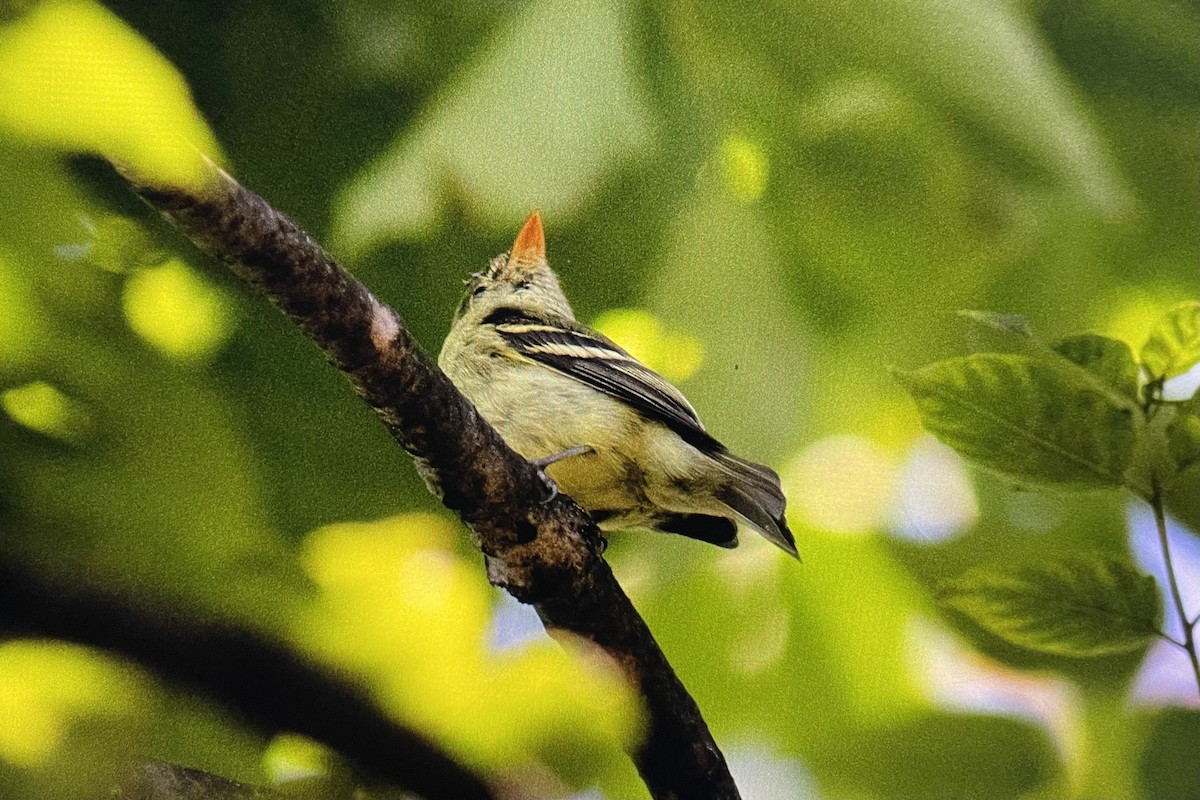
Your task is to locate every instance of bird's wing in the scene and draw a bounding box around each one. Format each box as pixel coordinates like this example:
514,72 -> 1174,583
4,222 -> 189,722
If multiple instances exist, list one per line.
483,308 -> 722,451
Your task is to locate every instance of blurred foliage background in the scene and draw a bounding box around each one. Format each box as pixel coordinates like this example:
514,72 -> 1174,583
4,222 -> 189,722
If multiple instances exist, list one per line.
1,0 -> 1198,798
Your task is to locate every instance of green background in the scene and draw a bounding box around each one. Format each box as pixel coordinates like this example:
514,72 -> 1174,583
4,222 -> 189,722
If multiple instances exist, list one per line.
1,0 -> 1198,797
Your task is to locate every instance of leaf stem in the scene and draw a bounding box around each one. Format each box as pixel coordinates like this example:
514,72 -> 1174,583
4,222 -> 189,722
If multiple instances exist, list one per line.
1149,475 -> 1200,696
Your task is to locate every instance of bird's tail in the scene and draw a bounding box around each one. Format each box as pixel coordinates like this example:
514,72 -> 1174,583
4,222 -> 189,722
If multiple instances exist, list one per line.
712,451 -> 799,559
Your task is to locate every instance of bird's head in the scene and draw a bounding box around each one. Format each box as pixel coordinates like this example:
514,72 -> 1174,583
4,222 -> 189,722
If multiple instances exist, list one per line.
454,211 -> 574,324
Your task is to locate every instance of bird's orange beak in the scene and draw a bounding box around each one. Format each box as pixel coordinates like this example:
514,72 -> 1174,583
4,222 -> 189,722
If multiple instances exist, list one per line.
510,210 -> 546,263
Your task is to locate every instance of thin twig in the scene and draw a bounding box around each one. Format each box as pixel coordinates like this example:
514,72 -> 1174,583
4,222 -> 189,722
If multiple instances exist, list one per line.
1155,631 -> 1187,650
1149,475 -> 1200,696
125,159 -> 741,800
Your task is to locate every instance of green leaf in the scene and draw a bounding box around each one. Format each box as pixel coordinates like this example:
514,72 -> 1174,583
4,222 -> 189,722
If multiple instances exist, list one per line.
958,310 -> 1034,339
957,312 -> 1140,413
1139,709 -> 1200,800
0,0 -> 222,188
1053,334 -> 1140,402
938,556 -> 1162,657
333,0 -> 654,253
1166,395 -> 1200,473
1141,300 -> 1200,380
894,354 -> 1137,488
746,0 -> 1132,216
1165,464 -> 1200,538
1162,391 -> 1200,532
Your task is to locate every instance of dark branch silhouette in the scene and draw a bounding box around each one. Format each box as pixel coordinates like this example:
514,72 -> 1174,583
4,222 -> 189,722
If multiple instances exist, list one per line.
0,560 -> 495,800
127,159 -> 741,799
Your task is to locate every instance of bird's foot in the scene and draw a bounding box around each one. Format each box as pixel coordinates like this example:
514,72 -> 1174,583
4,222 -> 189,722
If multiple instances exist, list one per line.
529,445 -> 592,469
530,446 -> 592,504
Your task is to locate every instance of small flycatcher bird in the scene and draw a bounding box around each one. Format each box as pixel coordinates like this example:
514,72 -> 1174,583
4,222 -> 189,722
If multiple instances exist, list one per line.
438,212 -> 797,558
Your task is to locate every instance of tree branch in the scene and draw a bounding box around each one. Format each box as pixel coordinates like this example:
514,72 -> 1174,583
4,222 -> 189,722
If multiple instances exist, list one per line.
126,159 -> 740,799
116,762 -> 284,800
0,560 -> 495,800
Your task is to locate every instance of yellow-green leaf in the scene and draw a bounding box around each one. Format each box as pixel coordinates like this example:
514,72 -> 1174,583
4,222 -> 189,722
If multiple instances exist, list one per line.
1166,394 -> 1200,474
895,354 -> 1136,488
332,0 -> 653,252
1141,300 -> 1200,381
938,556 -> 1161,657
1053,334 -> 1140,403
0,0 -> 221,187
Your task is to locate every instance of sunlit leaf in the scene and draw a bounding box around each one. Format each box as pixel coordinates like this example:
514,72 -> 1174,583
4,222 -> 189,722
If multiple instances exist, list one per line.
334,0 -> 654,252
0,0 -> 221,187
895,354 -> 1137,489
938,556 -> 1161,657
1141,300 -> 1200,381
1053,334 -> 1140,402
0,640 -> 145,768
959,312 -> 1141,411
720,134 -> 768,204
295,514 -> 641,782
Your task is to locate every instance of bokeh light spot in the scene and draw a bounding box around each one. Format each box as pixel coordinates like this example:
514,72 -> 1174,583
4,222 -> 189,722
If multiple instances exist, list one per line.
725,743 -> 818,800
891,435 -> 978,543
785,435 -> 899,535
1,380 -> 90,443
0,641 -> 142,768
1163,360 -> 1200,401
720,134 -> 768,203
728,608 -> 790,676
593,307 -> 703,383
122,258 -> 232,360
907,618 -> 1082,763
263,734 -> 332,784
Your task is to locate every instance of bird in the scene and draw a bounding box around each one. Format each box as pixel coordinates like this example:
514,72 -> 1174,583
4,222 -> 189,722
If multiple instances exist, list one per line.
438,211 -> 797,558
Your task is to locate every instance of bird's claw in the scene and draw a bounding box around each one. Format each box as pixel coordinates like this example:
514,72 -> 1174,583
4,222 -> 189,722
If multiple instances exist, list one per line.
536,469 -> 559,503
531,445 -> 591,504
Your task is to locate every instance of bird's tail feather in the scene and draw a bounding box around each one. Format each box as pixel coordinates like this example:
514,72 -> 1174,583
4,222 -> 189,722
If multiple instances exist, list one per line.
713,452 -> 798,559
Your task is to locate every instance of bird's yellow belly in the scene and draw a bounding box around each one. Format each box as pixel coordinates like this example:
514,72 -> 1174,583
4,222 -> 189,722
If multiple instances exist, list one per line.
472,368 -> 649,517
542,447 -> 647,516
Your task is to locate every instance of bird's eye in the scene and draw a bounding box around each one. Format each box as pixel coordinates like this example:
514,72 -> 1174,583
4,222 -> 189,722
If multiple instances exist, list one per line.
472,283 -> 487,297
